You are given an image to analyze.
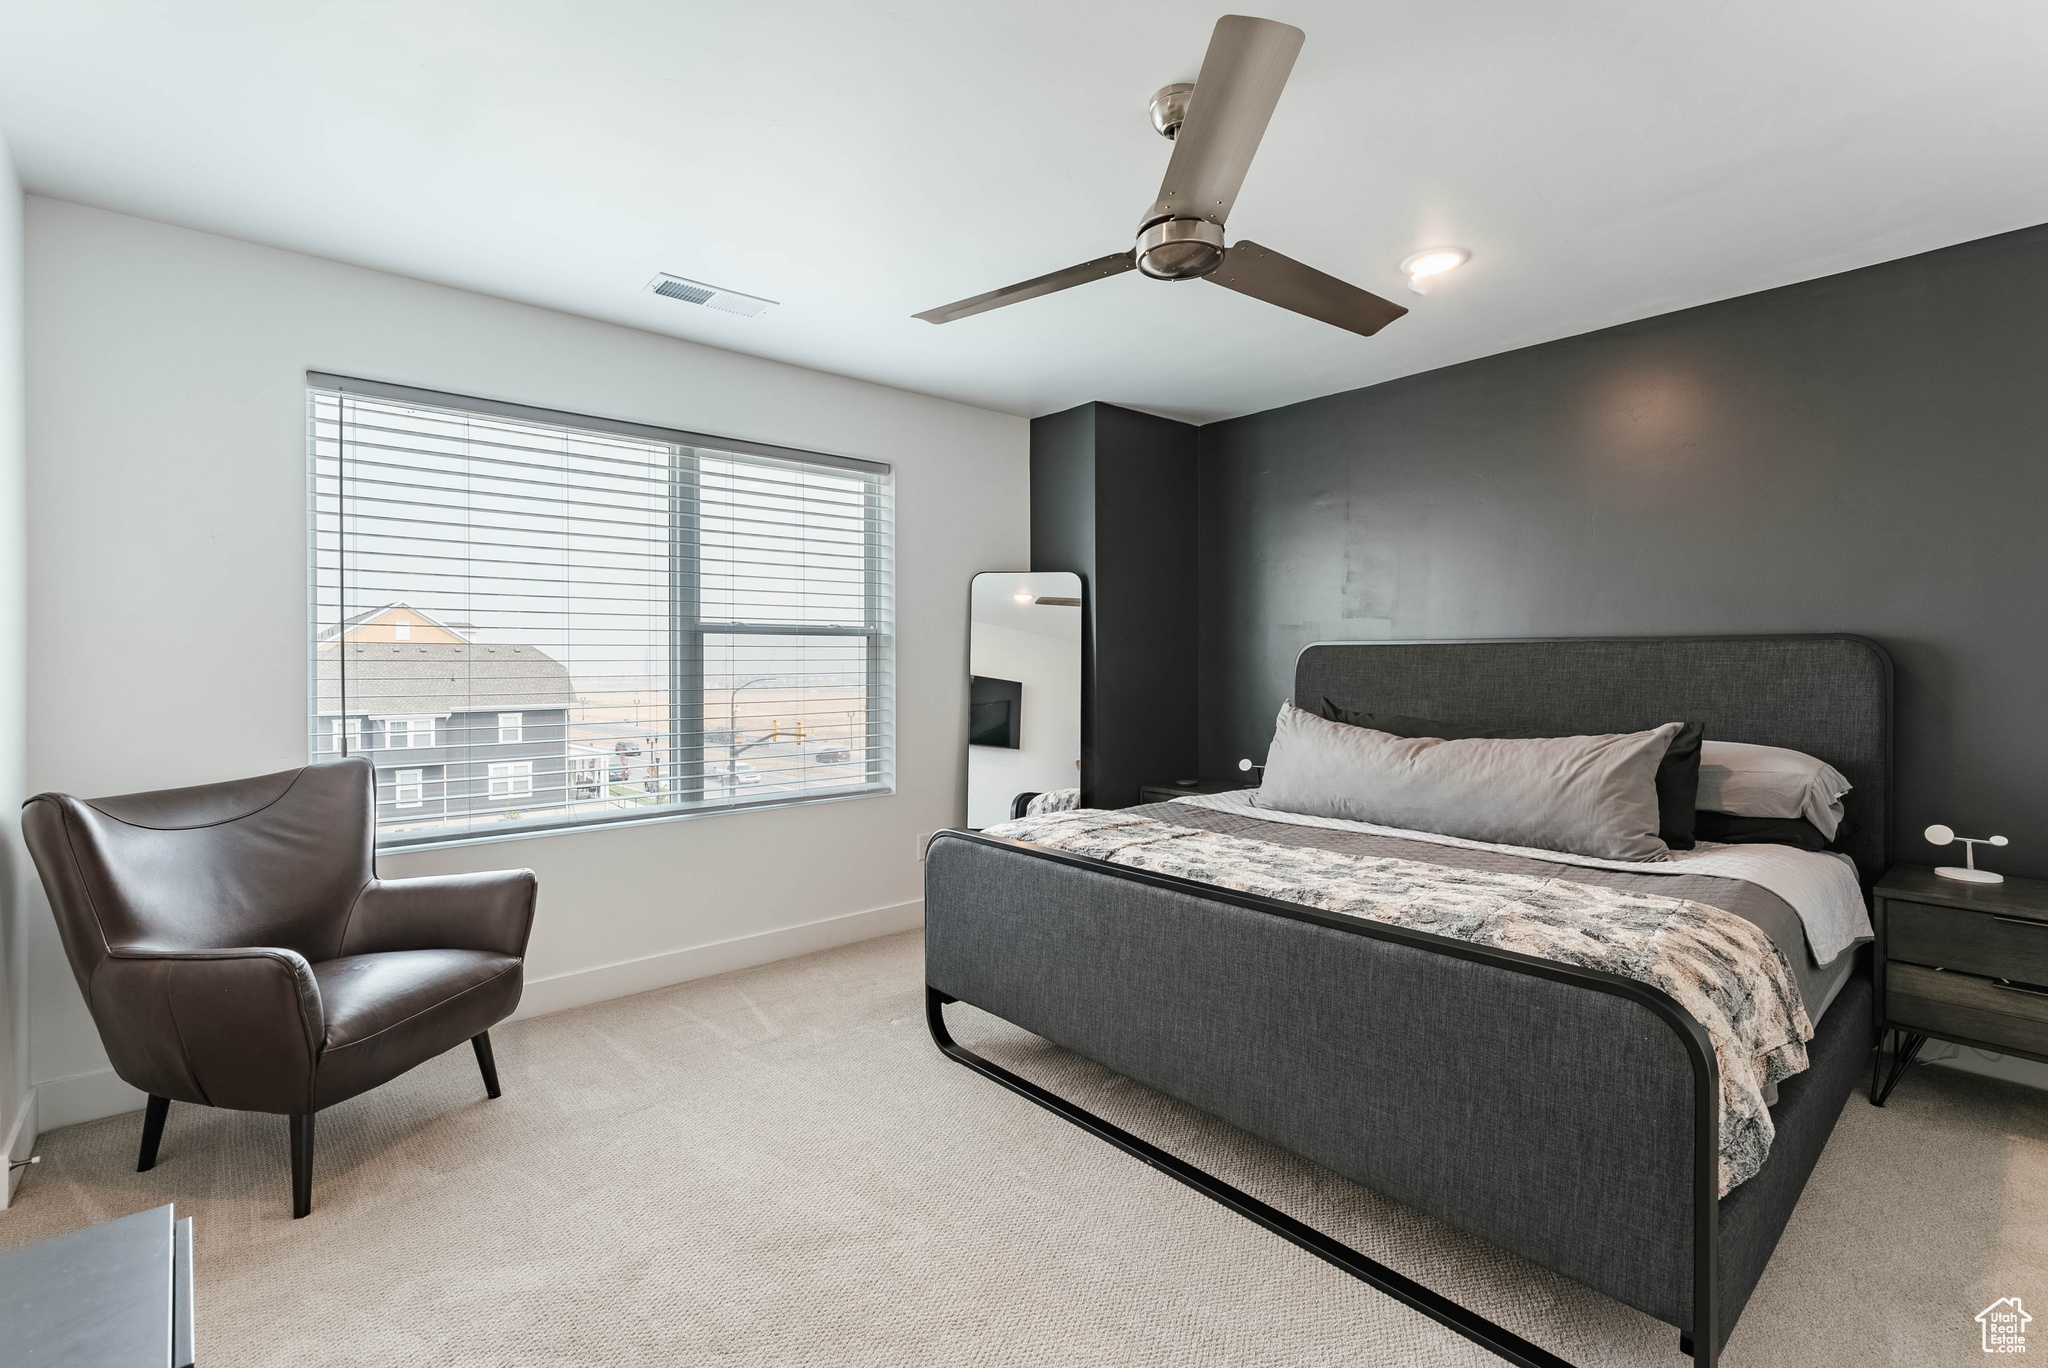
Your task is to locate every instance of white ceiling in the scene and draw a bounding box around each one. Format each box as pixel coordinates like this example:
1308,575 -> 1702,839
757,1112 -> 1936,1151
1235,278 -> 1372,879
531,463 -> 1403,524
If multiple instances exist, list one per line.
973,572 -> 1084,638
4,1 -> 2047,423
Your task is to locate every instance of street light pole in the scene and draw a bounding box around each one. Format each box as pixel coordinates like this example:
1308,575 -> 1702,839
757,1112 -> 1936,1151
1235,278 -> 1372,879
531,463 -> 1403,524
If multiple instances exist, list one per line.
725,674 -> 782,794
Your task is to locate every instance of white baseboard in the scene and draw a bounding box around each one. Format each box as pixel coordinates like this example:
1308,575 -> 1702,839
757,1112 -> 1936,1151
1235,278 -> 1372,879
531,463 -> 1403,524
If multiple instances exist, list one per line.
3,1089 -> 39,1208
23,901 -> 926,1136
32,1067 -> 146,1135
513,898 -> 923,1021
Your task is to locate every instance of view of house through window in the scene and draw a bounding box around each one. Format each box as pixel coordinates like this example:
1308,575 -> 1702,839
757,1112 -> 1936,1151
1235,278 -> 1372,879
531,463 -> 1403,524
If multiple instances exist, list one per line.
310,378 -> 895,847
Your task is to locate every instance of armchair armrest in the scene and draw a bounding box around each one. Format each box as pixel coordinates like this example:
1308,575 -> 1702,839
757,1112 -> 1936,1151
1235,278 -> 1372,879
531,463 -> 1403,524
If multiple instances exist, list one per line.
339,869 -> 537,959
91,947 -> 324,1114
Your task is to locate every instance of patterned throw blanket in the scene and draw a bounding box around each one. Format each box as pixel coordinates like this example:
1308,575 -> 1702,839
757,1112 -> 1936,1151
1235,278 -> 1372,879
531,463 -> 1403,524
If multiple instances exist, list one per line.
984,809 -> 1814,1194
1023,788 -> 1081,816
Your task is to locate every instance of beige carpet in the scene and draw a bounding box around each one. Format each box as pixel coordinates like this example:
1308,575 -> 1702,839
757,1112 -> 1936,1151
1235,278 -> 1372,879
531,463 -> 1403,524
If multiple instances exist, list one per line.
3,929 -> 2043,1366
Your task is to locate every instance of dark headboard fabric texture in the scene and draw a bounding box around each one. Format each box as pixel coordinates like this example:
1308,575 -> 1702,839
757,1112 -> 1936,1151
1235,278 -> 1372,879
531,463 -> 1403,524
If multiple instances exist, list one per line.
1296,635 -> 1892,882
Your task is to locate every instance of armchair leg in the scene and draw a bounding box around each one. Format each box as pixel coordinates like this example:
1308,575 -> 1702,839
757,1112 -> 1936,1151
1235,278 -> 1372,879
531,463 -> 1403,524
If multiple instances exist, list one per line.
137,1095 -> 170,1172
472,1032 -> 502,1099
289,1113 -> 315,1219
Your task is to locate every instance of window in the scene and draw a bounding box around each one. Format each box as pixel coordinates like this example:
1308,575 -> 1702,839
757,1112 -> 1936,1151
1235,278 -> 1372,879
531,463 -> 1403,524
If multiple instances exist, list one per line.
394,620 -> 411,640
385,716 -> 435,748
329,717 -> 363,754
487,761 -> 533,801
310,376 -> 893,849
393,768 -> 425,809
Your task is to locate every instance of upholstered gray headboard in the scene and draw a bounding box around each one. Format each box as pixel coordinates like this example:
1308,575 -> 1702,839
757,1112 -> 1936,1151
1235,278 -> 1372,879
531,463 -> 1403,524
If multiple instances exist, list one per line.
1296,635 -> 1893,883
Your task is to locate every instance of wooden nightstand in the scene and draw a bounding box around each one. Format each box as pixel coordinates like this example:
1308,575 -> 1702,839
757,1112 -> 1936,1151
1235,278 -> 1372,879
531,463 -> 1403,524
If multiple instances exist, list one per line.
1871,864 -> 2048,1104
1135,778 -> 1252,807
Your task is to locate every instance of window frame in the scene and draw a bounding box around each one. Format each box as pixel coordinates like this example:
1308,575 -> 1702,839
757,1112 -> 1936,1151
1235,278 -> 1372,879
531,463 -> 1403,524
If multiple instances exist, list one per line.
384,716 -> 436,749
487,761 -> 534,801
309,374 -> 894,852
497,712 -> 524,745
392,768 -> 426,809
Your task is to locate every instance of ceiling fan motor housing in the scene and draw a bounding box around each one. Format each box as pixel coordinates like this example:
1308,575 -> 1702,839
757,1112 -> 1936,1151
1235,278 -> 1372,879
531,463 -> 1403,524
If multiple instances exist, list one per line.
1149,83 -> 1195,140
1136,217 -> 1225,279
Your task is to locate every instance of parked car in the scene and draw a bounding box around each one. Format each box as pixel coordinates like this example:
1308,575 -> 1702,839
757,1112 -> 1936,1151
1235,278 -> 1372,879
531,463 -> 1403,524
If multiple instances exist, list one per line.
713,762 -> 763,789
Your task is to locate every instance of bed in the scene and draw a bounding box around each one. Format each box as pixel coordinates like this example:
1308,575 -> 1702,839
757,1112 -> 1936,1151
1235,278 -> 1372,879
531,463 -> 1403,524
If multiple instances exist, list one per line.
923,636 -> 1890,1368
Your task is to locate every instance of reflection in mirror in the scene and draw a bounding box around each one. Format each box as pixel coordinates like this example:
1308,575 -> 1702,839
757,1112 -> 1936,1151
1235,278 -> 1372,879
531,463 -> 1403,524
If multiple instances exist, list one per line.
967,572 -> 1083,828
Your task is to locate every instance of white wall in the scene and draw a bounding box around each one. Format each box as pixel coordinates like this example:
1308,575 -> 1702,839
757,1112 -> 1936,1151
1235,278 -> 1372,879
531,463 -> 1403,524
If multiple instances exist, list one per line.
0,137 -> 31,1201
23,197 -> 1025,1128
966,622 -> 1081,828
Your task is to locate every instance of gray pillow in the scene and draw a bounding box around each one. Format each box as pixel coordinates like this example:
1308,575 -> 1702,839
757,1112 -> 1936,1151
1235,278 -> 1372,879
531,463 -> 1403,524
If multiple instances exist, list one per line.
1256,703 -> 1679,862
1695,740 -> 1851,839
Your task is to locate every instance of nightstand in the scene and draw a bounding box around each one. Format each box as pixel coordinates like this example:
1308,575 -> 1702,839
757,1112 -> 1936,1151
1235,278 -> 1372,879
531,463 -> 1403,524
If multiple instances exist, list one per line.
1871,864 -> 2048,1104
1135,778 -> 1252,807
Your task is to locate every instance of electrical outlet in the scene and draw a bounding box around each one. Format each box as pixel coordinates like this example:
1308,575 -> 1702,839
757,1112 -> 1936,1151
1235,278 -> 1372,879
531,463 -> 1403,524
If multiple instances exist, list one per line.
914,830 -> 932,862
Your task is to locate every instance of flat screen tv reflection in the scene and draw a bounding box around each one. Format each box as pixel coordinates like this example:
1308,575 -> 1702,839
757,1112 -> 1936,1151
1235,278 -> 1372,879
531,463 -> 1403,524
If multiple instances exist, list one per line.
969,675 -> 1022,749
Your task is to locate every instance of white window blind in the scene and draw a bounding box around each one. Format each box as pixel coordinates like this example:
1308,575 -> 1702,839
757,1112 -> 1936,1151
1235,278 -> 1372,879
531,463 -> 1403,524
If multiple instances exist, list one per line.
309,376 -> 894,848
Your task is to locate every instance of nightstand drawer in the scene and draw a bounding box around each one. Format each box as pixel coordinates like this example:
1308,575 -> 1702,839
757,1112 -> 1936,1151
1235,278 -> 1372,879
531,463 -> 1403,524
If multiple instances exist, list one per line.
1888,899 -> 2048,981
1135,781 -> 1249,807
1887,962 -> 2048,1056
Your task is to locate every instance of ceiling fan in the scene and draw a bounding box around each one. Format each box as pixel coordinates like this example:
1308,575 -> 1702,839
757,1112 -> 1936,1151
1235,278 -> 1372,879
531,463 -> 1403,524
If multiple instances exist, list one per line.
914,14 -> 1408,338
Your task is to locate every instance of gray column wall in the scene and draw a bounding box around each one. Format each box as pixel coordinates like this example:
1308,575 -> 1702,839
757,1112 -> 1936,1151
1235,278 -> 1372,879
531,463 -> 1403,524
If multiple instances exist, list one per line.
1030,402 -> 1199,808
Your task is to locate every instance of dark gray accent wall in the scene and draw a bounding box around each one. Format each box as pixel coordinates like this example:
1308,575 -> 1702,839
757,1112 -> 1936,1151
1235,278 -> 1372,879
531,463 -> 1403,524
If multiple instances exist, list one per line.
1198,222 -> 2048,878
1032,402 -> 1199,807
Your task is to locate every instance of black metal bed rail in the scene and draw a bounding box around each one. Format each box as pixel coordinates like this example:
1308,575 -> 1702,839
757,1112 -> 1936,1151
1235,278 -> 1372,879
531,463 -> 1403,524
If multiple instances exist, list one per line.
923,828 -> 1725,1368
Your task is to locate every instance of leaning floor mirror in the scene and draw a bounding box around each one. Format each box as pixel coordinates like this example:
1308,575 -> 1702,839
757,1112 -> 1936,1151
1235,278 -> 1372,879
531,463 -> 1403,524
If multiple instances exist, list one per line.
966,572 -> 1083,828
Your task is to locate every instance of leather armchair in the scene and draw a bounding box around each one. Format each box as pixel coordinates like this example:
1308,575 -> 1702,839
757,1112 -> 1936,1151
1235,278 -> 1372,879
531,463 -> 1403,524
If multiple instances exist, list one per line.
22,756 -> 536,1217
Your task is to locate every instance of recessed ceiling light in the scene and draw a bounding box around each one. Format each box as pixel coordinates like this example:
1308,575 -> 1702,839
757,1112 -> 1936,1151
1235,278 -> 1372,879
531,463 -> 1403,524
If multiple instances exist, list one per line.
1399,248 -> 1469,295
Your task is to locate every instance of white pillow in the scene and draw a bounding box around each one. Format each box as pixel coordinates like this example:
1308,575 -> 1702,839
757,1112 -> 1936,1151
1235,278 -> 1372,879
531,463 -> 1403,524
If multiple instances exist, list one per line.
1256,703 -> 1678,862
1694,740 -> 1851,839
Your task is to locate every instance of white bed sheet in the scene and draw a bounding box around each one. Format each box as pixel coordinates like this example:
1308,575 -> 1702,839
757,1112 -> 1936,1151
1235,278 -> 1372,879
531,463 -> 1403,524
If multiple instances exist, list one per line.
1172,788 -> 1873,966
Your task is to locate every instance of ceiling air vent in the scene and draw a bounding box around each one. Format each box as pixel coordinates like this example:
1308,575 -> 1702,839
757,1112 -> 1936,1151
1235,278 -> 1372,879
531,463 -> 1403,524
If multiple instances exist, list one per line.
646,274 -> 777,318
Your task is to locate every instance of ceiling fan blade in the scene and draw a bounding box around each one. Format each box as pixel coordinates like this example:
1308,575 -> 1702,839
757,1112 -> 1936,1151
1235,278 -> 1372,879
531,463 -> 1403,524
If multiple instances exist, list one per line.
914,251 -> 1135,323
1144,15 -> 1304,230
1207,241 -> 1409,337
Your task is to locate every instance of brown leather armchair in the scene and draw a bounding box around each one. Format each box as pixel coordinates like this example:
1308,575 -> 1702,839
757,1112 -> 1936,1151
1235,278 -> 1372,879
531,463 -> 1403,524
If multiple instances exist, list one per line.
21,755 -> 536,1218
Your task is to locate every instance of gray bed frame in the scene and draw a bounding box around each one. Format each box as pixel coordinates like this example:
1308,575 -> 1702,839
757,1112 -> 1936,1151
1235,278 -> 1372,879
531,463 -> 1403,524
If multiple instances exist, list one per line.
924,636 -> 1891,1368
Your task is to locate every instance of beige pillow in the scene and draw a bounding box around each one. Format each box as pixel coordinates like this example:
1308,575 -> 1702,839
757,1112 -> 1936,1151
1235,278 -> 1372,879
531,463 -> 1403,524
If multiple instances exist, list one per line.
1256,703 -> 1678,861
